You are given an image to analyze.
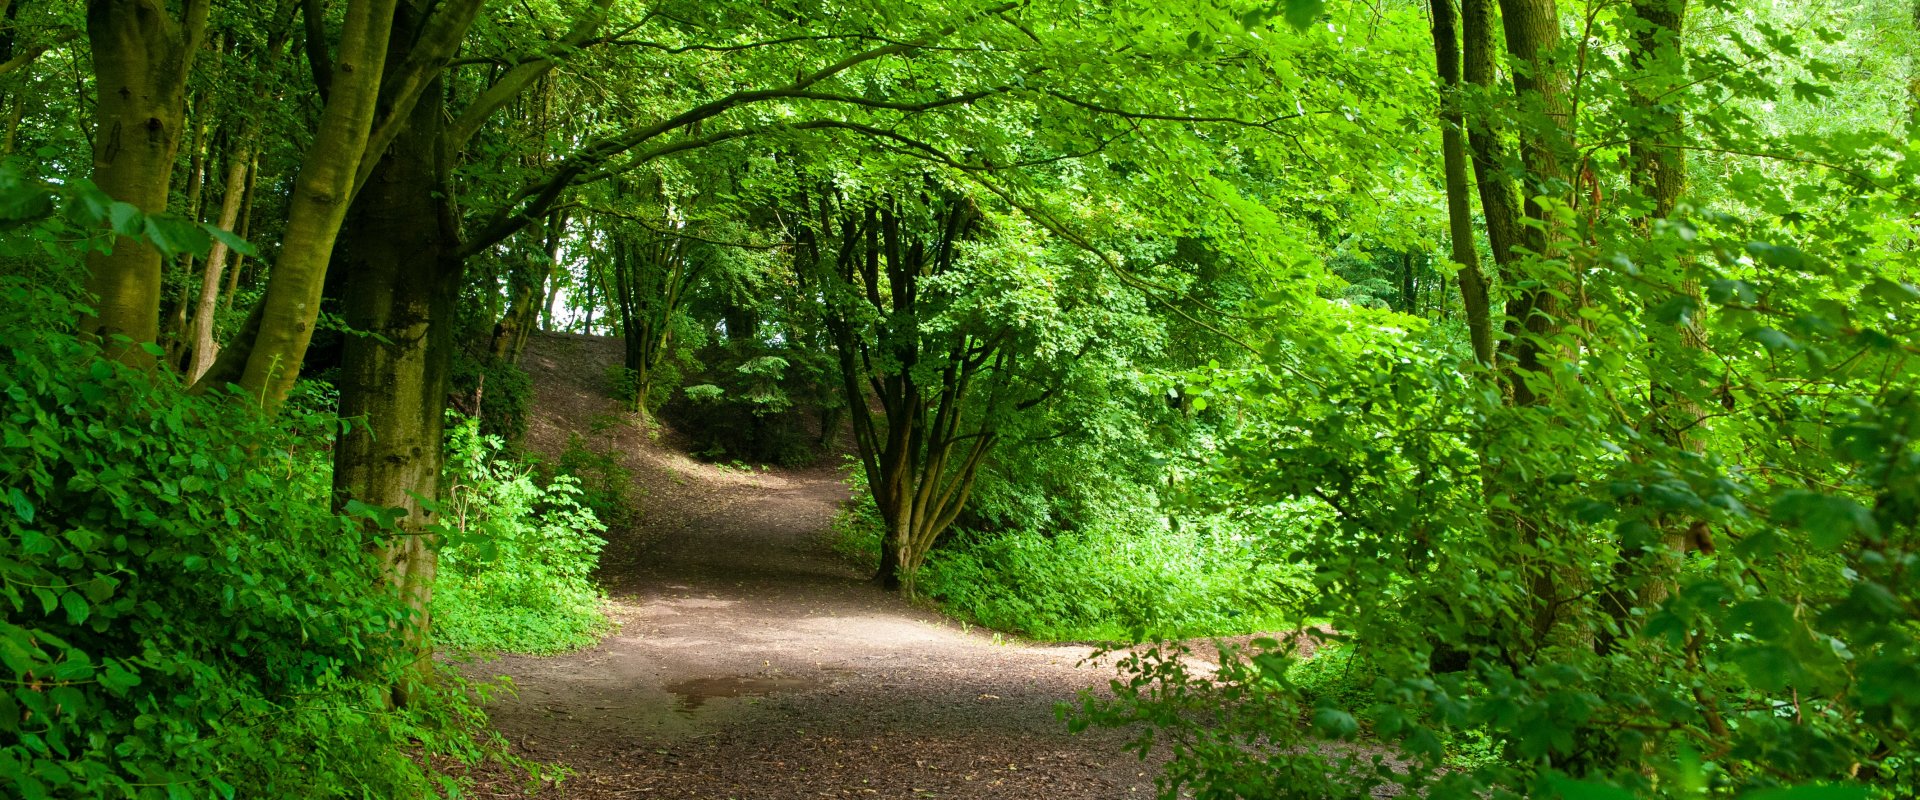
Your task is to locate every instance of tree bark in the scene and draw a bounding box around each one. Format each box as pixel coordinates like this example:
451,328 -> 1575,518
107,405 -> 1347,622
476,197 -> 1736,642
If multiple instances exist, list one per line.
490,210 -> 567,366
80,0 -> 208,363
331,54 -> 460,706
1610,0 -> 1698,637
1495,0 -> 1574,407
193,0 -> 408,411
186,123 -> 255,381
1431,0 -> 1494,365
164,95 -> 212,369
327,0 -> 605,700
801,195 -> 1004,596
1461,0 -> 1523,288
220,151 -> 257,310
1909,1 -> 1919,138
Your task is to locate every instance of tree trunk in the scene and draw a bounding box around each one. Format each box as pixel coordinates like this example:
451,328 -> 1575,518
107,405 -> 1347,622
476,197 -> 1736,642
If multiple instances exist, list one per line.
193,0 -> 402,410
187,123 -> 255,381
490,211 -> 564,366
1431,0 -> 1494,365
81,0 -> 208,362
803,197 -> 1001,597
1397,251 -> 1415,314
1461,0 -> 1523,290
1607,0 -> 1698,637
331,61 -> 461,705
1495,0 -> 1574,407
220,152 -> 257,309
164,99 -> 211,369
1909,0 -> 1920,138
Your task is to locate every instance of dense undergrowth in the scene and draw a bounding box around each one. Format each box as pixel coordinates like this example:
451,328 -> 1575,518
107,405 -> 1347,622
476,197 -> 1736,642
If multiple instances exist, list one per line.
0,182 -> 611,795
0,281 -> 517,797
830,471 -> 1311,642
433,420 -> 609,656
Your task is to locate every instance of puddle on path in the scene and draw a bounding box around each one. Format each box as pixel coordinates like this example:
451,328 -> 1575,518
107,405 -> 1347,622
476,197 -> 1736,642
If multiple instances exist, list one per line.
665,675 -> 821,714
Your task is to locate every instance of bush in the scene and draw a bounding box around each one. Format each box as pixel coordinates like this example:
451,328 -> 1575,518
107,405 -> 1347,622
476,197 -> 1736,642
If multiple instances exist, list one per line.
552,432 -> 640,528
451,353 -> 532,445
827,467 -> 885,573
434,419 -> 609,655
665,342 -> 831,466
917,517 -> 1313,642
0,280 -> 505,798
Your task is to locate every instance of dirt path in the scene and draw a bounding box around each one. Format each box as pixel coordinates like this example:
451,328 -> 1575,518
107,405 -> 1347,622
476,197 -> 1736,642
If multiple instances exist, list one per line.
474,334 -> 1160,799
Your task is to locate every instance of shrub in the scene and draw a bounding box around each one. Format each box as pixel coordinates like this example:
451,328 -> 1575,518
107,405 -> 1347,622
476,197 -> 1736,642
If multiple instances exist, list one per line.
0,280 -> 505,798
434,419 -> 609,655
551,433 -> 640,528
827,466 -> 885,573
451,353 -> 532,445
918,517 -> 1313,642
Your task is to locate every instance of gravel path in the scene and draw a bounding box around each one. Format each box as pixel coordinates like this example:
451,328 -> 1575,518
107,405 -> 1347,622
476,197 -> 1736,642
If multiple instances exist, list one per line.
470,334 -> 1162,799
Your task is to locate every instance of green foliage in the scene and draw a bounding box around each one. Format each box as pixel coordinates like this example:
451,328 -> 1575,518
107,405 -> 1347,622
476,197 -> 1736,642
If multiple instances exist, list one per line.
668,341 -> 831,466
0,280 -> 507,798
551,433 -> 640,528
827,475 -> 886,574
451,352 -> 533,445
920,521 -> 1311,642
434,420 -> 609,655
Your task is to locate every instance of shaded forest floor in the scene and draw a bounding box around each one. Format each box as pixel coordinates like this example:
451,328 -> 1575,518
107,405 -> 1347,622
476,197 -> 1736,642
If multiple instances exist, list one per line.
466,332 -> 1164,798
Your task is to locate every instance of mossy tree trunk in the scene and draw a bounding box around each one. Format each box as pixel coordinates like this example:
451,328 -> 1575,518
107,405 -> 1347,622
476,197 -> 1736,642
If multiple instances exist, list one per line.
81,0 -> 208,363
332,60 -> 461,703
1493,0 -> 1574,408
327,0 -> 608,699
1460,0 -> 1523,293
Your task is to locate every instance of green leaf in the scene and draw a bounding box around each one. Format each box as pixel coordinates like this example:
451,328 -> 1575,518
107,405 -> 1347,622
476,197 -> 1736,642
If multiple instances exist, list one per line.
1771,490 -> 1877,547
1652,295 -> 1698,325
60,591 -> 88,625
1311,707 -> 1358,739
107,201 -> 143,236
1789,81 -> 1836,103
7,487 -> 32,523
1745,327 -> 1797,353
1547,777 -> 1637,800
1283,0 -> 1325,30
1730,644 -> 1801,691
206,226 -> 258,258
144,215 -> 211,258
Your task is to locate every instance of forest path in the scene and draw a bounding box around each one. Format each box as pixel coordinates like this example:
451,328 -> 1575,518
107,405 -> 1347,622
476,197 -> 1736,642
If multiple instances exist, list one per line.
472,333 -> 1159,799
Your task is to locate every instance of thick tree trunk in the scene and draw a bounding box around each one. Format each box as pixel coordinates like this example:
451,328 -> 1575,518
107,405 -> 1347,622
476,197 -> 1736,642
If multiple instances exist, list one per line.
1431,0 -> 1494,365
80,0 -> 207,362
1495,0 -> 1574,407
193,0 -> 402,410
331,64 -> 461,704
